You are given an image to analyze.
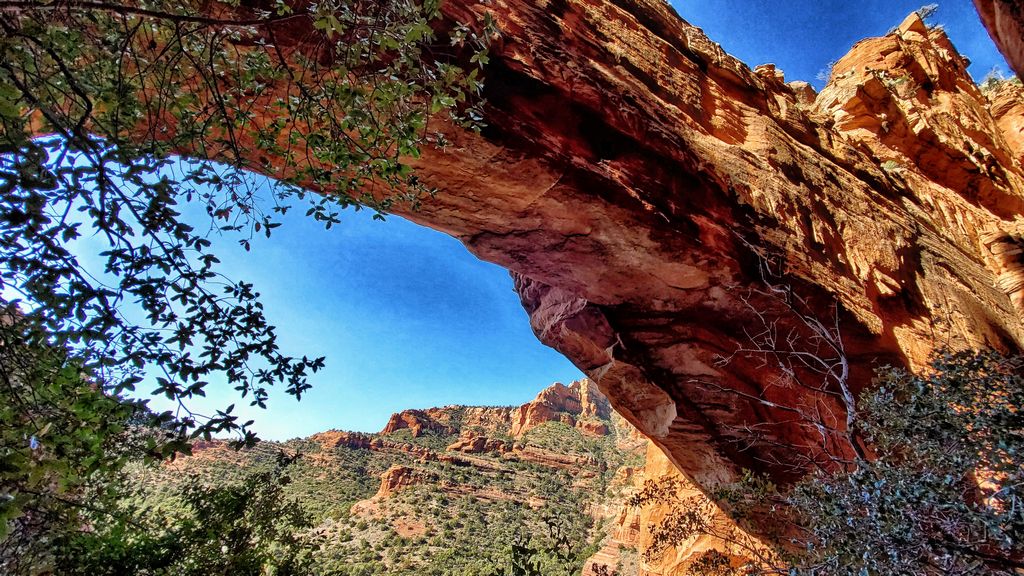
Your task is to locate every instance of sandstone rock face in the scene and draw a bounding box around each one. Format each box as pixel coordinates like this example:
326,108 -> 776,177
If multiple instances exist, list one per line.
310,429 -> 442,462
350,464 -> 433,517
317,380 -> 615,469
577,419 -> 610,437
506,445 -> 598,471
974,0 -> 1024,77
374,465 -> 429,499
379,379 -> 611,442
578,378 -> 615,420
164,0 -> 1024,492
309,430 -> 373,450
457,406 -> 516,432
633,446 -> 764,575
381,409 -> 456,437
447,431 -> 511,454
510,379 -> 612,435
398,1 -> 1024,487
583,443 -> 767,576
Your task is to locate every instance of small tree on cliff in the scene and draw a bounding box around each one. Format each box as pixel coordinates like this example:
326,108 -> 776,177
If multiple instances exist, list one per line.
695,239 -> 867,475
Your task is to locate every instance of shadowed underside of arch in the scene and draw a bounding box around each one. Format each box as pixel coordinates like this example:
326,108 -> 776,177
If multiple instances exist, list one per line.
397,1 -> 1024,487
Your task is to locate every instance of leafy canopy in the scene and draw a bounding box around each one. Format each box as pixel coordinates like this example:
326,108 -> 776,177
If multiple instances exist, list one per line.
0,0 -> 492,442
632,350 -> 1024,575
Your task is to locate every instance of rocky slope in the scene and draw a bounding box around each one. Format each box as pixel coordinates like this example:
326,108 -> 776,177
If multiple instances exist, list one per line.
147,0 -> 1024,495
161,379 -> 766,575
146,380 -> 672,575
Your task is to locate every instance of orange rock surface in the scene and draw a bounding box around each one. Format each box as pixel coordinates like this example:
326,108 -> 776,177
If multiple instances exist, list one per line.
381,409 -> 456,437
399,2 -> 1024,488
510,379 -> 612,435
584,443 -> 769,575
317,380 -> 617,469
990,80 -> 1024,166
374,465 -> 430,499
350,465 -> 433,517
447,432 -> 511,454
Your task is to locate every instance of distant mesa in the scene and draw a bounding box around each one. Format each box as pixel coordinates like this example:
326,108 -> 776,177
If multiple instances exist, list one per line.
381,409 -> 456,437
377,379 -> 614,443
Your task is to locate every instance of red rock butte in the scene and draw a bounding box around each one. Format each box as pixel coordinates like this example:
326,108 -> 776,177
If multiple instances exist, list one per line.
144,1 -> 1024,491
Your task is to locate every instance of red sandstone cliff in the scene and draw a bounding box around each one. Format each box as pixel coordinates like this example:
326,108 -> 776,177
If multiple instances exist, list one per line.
312,380 -> 617,470
336,381 -> 636,536
510,379 -> 612,436
379,379 -> 612,441
381,409 -> 457,437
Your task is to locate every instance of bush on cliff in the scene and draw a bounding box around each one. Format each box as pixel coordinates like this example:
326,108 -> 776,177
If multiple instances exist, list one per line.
788,350 -> 1023,575
635,350 -> 1024,575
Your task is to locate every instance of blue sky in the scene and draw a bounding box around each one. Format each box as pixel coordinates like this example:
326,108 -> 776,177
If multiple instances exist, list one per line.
138,204 -> 587,439
143,0 -> 1009,440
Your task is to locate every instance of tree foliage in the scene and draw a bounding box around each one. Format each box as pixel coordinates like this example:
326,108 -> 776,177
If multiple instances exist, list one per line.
0,0 -> 492,569
0,0 -> 491,443
633,350 -> 1024,575
0,308 -> 164,573
56,452 -> 316,576
789,350 -> 1023,575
